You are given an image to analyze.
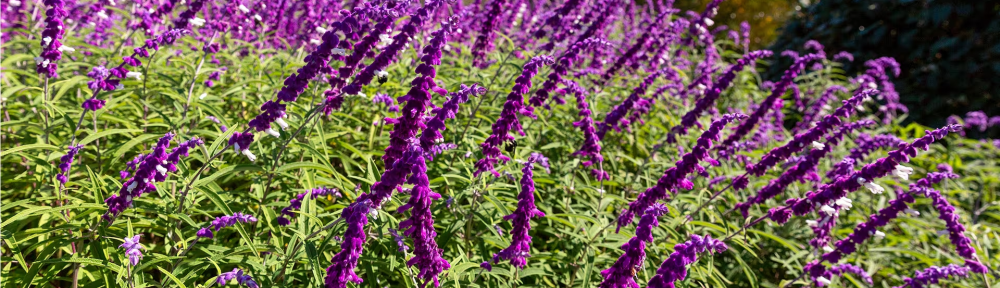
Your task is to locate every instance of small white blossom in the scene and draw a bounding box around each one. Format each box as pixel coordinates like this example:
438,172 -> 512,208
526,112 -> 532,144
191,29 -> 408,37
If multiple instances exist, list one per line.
379,34 -> 392,46
58,45 -> 75,52
820,205 -> 837,215
822,246 -> 834,253
127,181 -> 138,192
264,128 -> 280,138
274,117 -> 289,130
817,277 -> 831,286
811,141 -> 825,150
835,197 -> 853,210
309,38 -> 322,45
96,10 -> 109,19
332,48 -> 348,56
126,72 -> 143,80
115,83 -> 125,90
189,17 -> 206,27
155,165 -> 168,175
241,149 -> 257,162
10,0 -> 21,6
42,36 -> 52,46
904,208 -> 920,216
892,164 -> 914,180
864,181 -> 885,194
375,70 -> 388,78
872,230 -> 886,240
867,82 -> 878,89
33,56 -> 44,64
238,4 -> 250,13
198,93 -> 208,99
806,219 -> 819,227
704,18 -> 714,26
316,26 -> 328,34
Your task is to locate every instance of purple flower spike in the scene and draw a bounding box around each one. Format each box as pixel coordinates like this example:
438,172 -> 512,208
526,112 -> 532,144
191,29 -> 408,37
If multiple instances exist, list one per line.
56,144 -> 84,186
419,84 -> 485,159
893,264 -> 971,288
618,114 -> 747,230
829,263 -> 872,284
474,55 -> 554,177
471,0 -> 508,68
794,85 -> 848,134
119,234 -> 144,266
671,50 -> 773,139
492,153 -> 549,269
717,53 -> 824,152
198,212 -> 257,238
849,133 -> 905,161
325,199 -> 373,288
646,234 -> 728,288
598,204 -> 668,288
529,38 -> 608,108
217,268 -> 259,288
104,134 -> 202,223
834,51 -> 854,62
918,173 -> 987,274
36,0 -> 68,78
397,145 -> 450,287
564,80 -> 608,180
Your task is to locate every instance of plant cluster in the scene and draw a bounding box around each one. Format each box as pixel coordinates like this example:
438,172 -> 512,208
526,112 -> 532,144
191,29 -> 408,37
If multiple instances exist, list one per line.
2,0 -> 998,287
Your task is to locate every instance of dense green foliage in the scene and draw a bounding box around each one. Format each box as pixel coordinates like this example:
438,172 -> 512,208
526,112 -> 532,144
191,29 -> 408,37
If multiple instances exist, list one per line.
769,0 -> 1000,127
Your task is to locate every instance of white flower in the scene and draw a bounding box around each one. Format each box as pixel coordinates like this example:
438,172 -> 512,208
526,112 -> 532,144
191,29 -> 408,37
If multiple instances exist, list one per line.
817,276 -> 831,286
234,143 -> 241,153
41,59 -> 51,66
115,83 -> 125,90
42,36 -> 52,46
274,117 -> 289,130
238,4 -> 250,13
126,71 -> 143,80
596,188 -> 606,195
835,197 -> 853,210
127,181 -> 138,192
443,44 -> 451,52
872,230 -> 886,240
867,82 -> 878,89
905,208 -> 920,216
316,26 -> 328,34
379,34 -> 393,46
704,18 -> 714,26
253,14 -> 262,21
108,0 -> 115,5
331,48 -> 347,56
189,17 -> 206,27
811,141 -> 825,150
58,46 -> 75,52
864,181 -> 885,194
10,0 -> 21,6
822,246 -> 834,253
33,56 -> 44,64
155,165 -> 168,175
806,219 -> 819,227
820,205 -> 837,215
375,70 -> 388,78
309,38 -> 322,45
198,93 -> 207,99
96,10 -> 109,19
892,164 -> 914,180
265,128 -> 280,138
357,92 -> 367,98
241,149 -> 257,162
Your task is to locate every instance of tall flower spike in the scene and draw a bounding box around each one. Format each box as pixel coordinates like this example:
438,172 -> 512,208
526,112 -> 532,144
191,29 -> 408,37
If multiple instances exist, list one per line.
646,234 -> 728,288
197,212 -> 258,238
80,29 -> 189,112
470,0 -> 508,67
528,37 -> 608,108
397,144 -> 450,287
56,144 -> 84,185
793,85 -> 848,134
565,80 -> 608,180
893,264 -> 971,288
598,204 -> 668,288
326,144 -> 423,287
419,84 -> 485,159
670,50 -> 773,139
849,133 -> 905,161
35,0 -> 68,78
917,173 -> 988,273
325,199 -> 373,288
492,153 -> 549,268
381,6 -> 458,167
717,53 -> 824,152
617,114 -> 747,230
596,70 -> 670,139
104,133 -> 202,222
474,55 -> 554,177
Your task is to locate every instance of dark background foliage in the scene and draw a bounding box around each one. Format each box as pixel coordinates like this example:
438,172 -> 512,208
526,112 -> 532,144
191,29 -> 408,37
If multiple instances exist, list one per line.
766,0 -> 1000,128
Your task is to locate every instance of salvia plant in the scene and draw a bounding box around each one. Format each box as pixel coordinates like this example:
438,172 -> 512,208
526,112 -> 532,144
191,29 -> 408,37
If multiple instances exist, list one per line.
2,0 -> 998,287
